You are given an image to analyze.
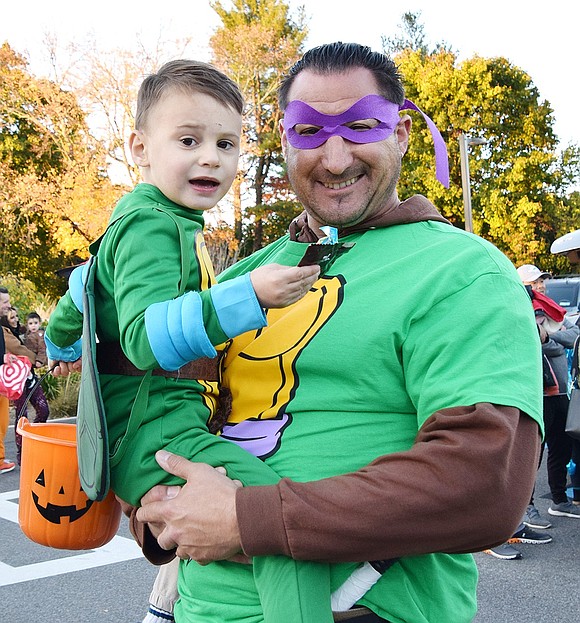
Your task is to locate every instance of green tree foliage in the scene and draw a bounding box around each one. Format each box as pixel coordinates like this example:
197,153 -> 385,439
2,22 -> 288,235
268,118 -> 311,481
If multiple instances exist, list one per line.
210,0 -> 307,253
0,272 -> 56,322
0,43 -> 119,298
383,16 -> 579,270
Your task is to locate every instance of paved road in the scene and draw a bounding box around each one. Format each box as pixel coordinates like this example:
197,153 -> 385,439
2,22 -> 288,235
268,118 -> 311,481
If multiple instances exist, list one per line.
1,418 -> 579,622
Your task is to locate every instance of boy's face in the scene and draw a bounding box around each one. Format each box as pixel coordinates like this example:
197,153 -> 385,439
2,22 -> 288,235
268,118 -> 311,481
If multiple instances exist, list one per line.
27,317 -> 40,333
130,89 -> 242,212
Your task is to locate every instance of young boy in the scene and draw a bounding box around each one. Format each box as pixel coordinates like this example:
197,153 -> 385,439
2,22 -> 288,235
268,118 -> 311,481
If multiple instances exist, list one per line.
24,312 -> 47,369
45,59 -> 339,623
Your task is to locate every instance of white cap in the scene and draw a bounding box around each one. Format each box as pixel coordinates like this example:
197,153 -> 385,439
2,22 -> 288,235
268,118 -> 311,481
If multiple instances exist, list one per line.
516,264 -> 552,283
551,229 -> 580,255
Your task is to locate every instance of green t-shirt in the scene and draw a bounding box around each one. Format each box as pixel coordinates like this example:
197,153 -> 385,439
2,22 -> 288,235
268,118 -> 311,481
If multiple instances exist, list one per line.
179,220 -> 542,623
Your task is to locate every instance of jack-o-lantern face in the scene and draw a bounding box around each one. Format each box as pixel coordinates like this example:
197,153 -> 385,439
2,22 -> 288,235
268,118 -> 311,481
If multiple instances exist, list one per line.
18,419 -> 122,550
31,469 -> 94,524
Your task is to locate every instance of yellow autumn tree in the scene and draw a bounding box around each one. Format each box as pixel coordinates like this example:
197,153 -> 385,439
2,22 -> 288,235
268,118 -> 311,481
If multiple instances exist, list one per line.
0,42 -> 120,297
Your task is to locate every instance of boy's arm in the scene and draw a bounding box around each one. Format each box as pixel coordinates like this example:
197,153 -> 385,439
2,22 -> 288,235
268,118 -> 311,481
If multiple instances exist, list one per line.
45,263 -> 86,363
91,209 -> 268,372
144,264 -> 318,371
144,273 -> 267,371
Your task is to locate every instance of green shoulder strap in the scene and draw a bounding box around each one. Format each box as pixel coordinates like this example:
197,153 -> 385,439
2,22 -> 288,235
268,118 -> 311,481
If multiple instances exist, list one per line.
77,206 -> 191,501
77,254 -> 109,501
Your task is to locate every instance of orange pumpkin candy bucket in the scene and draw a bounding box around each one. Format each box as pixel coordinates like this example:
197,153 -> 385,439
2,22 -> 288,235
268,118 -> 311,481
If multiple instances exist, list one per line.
17,417 -> 121,550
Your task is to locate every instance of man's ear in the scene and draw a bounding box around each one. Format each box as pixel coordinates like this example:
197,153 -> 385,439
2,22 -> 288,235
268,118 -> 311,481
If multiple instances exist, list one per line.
396,115 -> 412,156
279,119 -> 287,157
129,130 -> 148,166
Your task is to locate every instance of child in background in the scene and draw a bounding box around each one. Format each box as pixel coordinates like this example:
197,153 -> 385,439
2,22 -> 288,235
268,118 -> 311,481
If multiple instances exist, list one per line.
24,312 -> 47,370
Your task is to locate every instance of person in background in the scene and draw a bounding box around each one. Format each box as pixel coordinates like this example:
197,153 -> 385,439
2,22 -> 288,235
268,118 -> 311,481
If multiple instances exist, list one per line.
0,286 -> 15,474
8,312 -> 50,465
517,264 -> 552,295
1,307 -> 50,465
518,263 -> 580,519
551,230 -> 580,507
24,311 -> 47,369
483,275 -> 563,560
135,42 -> 544,623
3,307 -> 26,337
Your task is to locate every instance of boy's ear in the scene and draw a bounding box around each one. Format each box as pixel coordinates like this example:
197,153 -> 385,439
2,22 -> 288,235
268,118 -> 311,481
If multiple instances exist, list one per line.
129,130 -> 148,166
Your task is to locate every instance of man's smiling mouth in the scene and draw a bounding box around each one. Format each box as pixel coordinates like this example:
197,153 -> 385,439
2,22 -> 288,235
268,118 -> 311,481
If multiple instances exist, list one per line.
322,175 -> 361,190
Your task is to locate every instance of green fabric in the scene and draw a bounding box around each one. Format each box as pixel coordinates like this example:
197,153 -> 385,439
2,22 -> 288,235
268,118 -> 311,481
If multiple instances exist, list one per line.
203,219 -> 543,623
77,255 -> 109,501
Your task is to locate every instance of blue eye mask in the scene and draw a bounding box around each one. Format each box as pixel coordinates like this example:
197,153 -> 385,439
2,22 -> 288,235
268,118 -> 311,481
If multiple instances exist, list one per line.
283,94 -> 449,187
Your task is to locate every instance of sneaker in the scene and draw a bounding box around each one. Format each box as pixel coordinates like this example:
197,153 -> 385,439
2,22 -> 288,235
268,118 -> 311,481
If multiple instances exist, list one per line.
523,504 -> 552,529
0,461 -> 15,474
483,543 -> 522,560
509,526 -> 553,544
548,501 -> 580,518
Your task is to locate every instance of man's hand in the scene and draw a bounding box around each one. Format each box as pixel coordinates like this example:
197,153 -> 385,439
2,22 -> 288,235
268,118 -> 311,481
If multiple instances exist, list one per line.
136,451 -> 243,565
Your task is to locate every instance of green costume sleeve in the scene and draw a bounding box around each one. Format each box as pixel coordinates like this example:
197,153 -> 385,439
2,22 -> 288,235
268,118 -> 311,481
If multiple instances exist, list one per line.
45,291 -> 83,348
96,207 -> 229,369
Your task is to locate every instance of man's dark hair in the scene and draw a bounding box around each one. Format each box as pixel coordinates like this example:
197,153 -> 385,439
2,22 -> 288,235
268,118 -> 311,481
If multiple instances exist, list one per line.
0,286 -> 8,294
278,42 -> 405,109
135,59 -> 245,130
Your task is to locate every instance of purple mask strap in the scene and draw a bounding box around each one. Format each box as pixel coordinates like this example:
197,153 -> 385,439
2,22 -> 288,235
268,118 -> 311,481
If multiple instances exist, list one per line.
400,99 -> 449,188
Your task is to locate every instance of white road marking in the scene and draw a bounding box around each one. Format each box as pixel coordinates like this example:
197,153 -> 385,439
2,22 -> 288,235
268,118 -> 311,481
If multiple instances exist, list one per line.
0,489 -> 143,587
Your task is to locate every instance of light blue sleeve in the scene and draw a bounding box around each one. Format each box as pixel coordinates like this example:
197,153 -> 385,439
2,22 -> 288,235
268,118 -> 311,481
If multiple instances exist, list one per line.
144,274 -> 266,371
210,273 -> 267,338
68,262 -> 90,313
45,334 -> 82,362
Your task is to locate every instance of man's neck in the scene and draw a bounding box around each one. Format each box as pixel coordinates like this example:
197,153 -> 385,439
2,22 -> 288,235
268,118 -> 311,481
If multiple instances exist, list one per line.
306,194 -> 402,238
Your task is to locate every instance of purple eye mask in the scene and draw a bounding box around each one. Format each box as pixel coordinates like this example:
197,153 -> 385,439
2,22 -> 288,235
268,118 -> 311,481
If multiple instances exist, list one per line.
283,94 -> 449,187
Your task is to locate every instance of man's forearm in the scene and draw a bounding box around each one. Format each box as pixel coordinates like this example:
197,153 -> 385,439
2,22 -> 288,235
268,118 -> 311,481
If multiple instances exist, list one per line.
237,404 -> 540,562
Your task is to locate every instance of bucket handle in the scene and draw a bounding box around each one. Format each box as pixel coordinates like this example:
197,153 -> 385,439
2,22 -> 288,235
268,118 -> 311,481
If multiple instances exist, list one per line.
16,416 -> 30,434
16,363 -> 58,422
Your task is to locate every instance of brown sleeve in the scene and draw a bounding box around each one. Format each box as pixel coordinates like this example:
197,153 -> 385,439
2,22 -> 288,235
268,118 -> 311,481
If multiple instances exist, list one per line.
3,328 -> 36,362
236,404 -> 541,562
118,497 -> 177,565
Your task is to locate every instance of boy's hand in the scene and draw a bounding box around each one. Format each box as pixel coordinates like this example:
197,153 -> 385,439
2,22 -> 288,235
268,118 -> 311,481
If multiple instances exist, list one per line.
250,264 -> 320,308
49,358 -> 82,377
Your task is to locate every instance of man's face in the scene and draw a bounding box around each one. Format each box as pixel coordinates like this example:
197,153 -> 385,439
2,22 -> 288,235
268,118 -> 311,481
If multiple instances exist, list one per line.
0,292 -> 11,317
280,67 -> 410,230
529,278 -> 546,294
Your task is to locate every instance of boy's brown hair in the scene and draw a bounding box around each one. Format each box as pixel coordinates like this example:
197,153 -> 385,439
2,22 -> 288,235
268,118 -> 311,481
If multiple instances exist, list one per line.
135,59 -> 245,130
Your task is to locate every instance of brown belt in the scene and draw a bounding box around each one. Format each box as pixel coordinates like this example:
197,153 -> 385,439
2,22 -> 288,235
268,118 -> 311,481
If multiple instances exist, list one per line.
96,342 -> 220,381
334,607 -> 383,621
